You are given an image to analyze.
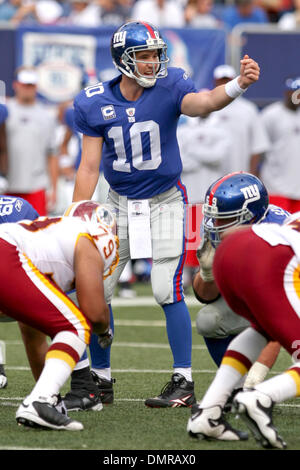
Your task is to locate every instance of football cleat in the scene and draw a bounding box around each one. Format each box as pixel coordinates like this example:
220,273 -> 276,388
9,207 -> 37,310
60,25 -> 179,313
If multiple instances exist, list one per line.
16,395 -> 83,431
0,364 -> 7,389
187,404 -> 248,441
223,387 -> 243,413
144,373 -> 196,408
63,389 -> 103,412
233,390 -> 287,449
63,366 -> 103,411
91,371 -> 115,405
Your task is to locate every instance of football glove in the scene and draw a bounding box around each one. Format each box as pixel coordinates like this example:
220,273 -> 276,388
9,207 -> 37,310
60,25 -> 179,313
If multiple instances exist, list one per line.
243,362 -> 270,389
196,236 -> 216,282
98,328 -> 114,349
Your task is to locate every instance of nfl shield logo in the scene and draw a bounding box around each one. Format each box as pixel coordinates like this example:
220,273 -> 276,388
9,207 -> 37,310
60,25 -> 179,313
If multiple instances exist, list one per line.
126,108 -> 135,122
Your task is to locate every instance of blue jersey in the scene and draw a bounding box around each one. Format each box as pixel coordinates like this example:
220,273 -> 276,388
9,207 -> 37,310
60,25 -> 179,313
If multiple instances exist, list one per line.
74,67 -> 196,199
0,104 -> 8,125
0,196 -> 39,223
262,204 -> 289,225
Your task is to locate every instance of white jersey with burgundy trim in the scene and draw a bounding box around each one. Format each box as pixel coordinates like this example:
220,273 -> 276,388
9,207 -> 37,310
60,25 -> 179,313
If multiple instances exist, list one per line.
252,211 -> 300,263
0,216 -> 119,292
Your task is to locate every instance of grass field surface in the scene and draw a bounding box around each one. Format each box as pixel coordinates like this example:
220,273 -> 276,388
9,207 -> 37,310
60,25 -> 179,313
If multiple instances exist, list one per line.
0,285 -> 299,456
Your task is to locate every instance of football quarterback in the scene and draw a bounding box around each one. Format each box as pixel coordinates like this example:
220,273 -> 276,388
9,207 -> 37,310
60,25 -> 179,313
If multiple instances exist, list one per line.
72,19 -> 260,408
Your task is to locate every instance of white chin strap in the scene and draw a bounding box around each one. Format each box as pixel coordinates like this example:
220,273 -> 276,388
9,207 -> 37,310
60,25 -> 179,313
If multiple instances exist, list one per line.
135,75 -> 157,88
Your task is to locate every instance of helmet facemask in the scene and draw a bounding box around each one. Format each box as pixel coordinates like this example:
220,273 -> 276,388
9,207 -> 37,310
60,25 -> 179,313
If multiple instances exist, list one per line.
118,43 -> 169,88
203,203 -> 256,247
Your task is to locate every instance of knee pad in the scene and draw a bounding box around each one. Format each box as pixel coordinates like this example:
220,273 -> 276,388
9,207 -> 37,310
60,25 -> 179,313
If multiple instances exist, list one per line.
196,304 -> 221,337
151,264 -> 173,305
196,297 -> 250,338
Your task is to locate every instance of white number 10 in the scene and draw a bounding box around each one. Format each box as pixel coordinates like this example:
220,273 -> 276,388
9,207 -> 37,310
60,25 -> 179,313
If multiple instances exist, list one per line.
108,120 -> 162,173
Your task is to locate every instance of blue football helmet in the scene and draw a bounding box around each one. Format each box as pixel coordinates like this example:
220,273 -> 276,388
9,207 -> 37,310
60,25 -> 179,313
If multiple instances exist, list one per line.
203,172 -> 269,246
110,21 -> 169,88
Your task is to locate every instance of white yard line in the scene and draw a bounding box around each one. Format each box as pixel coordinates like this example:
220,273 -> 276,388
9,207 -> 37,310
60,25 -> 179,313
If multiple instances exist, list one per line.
111,296 -> 201,307
0,396 -> 299,408
3,340 -> 205,349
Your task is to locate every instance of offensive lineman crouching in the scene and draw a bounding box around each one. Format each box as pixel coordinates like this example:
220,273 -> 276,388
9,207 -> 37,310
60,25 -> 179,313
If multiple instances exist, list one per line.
0,205 -> 118,430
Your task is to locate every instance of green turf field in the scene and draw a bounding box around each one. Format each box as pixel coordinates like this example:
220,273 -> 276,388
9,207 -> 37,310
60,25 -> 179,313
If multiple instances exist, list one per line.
0,284 -> 299,452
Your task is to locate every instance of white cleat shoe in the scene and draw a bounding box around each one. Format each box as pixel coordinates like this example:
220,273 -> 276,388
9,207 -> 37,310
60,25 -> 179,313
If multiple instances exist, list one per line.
187,404 -> 248,441
233,390 -> 286,449
16,395 -> 84,431
0,364 -> 7,389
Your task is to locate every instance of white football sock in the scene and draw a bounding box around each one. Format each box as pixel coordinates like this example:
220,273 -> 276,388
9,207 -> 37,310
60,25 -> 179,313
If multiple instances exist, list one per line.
255,364 -> 300,403
28,358 -> 72,401
92,367 -> 111,380
174,367 -> 192,382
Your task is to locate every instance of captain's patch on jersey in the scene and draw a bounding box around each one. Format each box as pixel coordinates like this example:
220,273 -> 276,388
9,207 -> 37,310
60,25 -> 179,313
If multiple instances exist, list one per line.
101,105 -> 116,121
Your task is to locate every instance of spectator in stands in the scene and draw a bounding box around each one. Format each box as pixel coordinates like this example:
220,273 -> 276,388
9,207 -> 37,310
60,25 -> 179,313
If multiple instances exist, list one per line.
130,0 -> 185,27
205,64 -> 270,175
97,0 -> 132,25
0,0 -> 22,21
258,77 -> 300,213
223,0 -> 269,30
5,67 -> 59,215
278,0 -> 300,29
178,115 -> 231,204
62,0 -> 102,26
184,0 -> 220,28
9,0 -> 64,24
255,0 -> 293,22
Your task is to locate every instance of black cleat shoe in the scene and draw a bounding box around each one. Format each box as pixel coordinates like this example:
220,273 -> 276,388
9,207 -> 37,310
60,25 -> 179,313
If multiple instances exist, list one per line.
145,373 -> 196,408
63,366 -> 102,411
16,395 -> 83,430
0,364 -> 7,389
91,371 -> 115,404
63,390 -> 103,411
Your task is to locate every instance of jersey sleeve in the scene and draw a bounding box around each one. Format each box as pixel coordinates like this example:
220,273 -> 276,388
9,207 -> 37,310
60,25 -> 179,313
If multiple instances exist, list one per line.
0,196 -> 39,223
265,204 -> 290,225
22,200 -> 40,220
73,91 -> 103,138
0,104 -> 8,125
169,68 -> 197,114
